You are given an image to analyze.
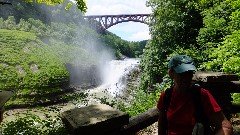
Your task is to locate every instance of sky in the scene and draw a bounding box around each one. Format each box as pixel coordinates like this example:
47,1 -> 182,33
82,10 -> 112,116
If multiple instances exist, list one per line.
84,0 -> 152,41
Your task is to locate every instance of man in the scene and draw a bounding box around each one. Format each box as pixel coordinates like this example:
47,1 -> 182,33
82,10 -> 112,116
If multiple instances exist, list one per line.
157,55 -> 233,135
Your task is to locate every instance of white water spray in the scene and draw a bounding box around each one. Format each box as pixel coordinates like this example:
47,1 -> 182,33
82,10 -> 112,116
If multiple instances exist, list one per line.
101,58 -> 140,95
88,58 -> 140,103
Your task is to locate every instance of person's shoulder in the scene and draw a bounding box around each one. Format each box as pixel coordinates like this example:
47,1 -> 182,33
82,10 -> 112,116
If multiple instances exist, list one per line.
192,84 -> 209,93
199,87 -> 214,98
161,90 -> 166,97
162,87 -> 174,96
200,87 -> 210,94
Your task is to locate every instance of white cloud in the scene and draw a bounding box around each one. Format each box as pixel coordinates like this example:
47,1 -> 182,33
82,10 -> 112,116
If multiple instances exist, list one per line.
85,0 -> 151,15
128,31 -> 150,41
109,22 -> 148,32
85,0 -> 152,41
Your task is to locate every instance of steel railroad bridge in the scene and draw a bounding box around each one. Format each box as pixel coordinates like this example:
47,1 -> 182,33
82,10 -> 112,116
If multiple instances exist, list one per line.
83,14 -> 150,33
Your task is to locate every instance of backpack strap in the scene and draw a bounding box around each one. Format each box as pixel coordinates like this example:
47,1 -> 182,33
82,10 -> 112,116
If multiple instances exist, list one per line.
193,84 -> 216,135
164,87 -> 173,113
163,87 -> 173,135
192,84 -> 203,123
192,84 -> 210,124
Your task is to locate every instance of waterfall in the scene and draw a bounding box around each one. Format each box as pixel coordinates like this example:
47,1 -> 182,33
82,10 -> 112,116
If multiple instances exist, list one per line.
87,58 -> 140,104
102,58 -> 140,94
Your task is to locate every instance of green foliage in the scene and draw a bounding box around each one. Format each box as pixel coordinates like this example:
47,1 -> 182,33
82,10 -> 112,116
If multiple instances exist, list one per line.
147,0 -> 202,50
196,0 -> 240,75
3,16 -> 17,30
197,0 -> 223,10
140,0 -> 240,93
197,0 -> 232,46
1,91 -> 89,134
120,89 -> 160,117
0,108 -> 67,135
99,32 -> 146,58
140,0 -> 202,91
0,29 -> 69,89
228,0 -> 240,31
200,30 -> 240,75
23,0 -> 87,12
75,0 -> 87,12
139,41 -> 164,91
0,0 -> 85,25
95,96 -> 117,107
232,93 -> 240,104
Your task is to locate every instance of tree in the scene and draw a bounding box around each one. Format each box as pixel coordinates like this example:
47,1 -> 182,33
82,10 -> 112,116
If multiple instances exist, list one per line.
198,0 -> 240,75
139,0 -> 202,91
21,0 -> 87,12
4,16 -> 17,30
197,0 -> 232,47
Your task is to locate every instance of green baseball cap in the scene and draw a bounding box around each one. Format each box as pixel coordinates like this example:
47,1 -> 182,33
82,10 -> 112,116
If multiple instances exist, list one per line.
168,55 -> 196,73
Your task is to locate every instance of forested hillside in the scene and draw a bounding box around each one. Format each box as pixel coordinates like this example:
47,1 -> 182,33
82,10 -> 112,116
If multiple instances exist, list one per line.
0,0 -> 144,58
0,0 -> 147,106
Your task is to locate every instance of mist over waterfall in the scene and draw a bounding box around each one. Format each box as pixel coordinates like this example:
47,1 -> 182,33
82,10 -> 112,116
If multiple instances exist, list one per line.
88,58 -> 140,103
102,58 -> 140,95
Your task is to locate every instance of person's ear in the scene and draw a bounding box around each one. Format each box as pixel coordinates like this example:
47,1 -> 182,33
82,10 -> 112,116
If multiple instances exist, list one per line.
168,69 -> 174,79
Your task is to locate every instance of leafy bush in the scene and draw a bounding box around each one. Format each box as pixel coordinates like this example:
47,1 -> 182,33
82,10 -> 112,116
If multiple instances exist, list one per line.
120,89 -> 160,117
0,109 -> 67,135
200,30 -> 240,75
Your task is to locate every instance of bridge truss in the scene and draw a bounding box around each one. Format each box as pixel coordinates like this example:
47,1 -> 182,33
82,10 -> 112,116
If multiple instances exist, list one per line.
83,14 -> 150,32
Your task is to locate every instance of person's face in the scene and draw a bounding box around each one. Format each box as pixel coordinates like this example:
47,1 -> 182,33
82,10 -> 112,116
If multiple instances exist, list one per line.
172,71 -> 194,90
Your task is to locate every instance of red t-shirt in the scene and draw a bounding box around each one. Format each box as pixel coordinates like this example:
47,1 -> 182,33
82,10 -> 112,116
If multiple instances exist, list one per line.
157,86 -> 221,135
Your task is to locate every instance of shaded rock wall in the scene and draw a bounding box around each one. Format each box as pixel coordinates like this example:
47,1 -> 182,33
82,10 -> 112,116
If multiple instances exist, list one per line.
65,63 -> 102,88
